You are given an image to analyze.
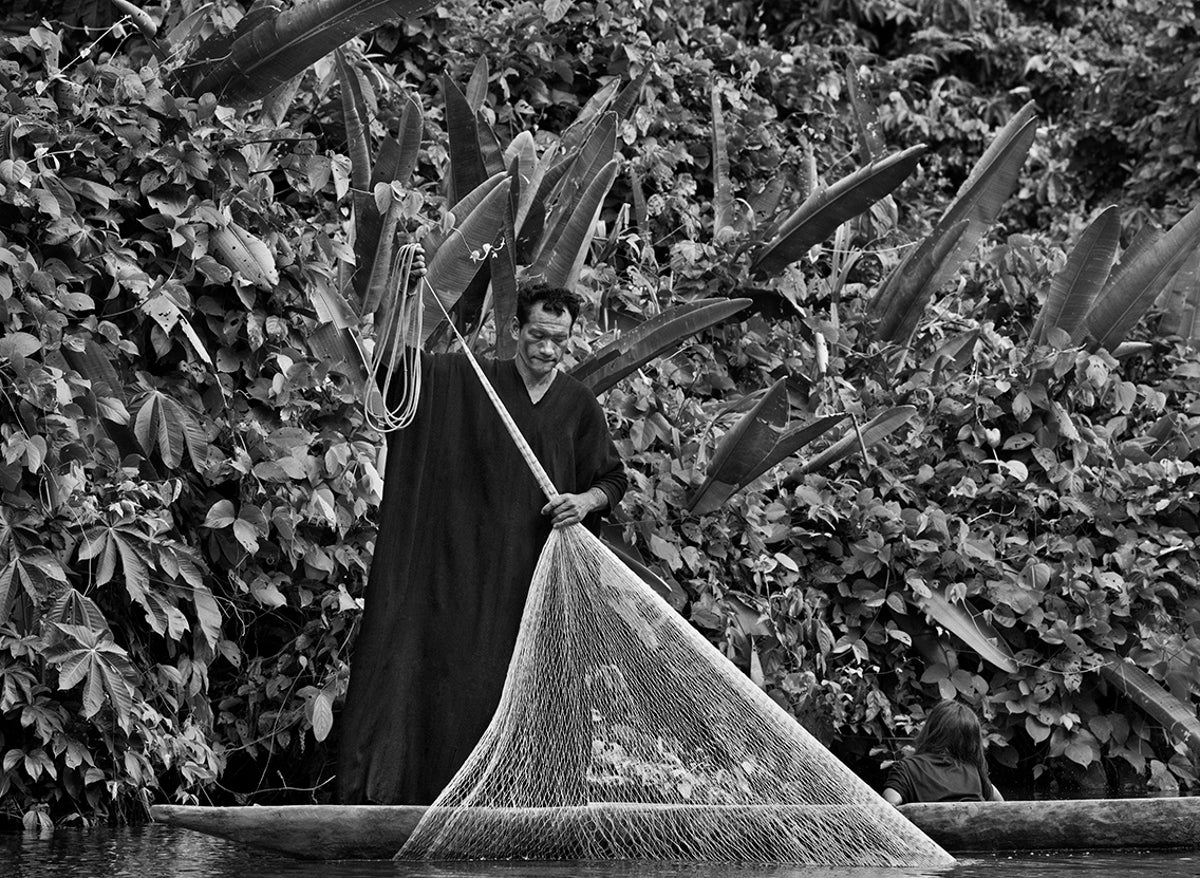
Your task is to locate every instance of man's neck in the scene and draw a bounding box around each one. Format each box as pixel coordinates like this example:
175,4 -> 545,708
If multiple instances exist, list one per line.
513,357 -> 557,400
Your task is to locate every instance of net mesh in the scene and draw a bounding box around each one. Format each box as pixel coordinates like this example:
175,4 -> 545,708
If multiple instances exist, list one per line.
395,525 -> 953,867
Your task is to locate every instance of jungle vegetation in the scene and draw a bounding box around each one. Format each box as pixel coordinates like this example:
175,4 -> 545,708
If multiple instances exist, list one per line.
0,0 -> 1198,828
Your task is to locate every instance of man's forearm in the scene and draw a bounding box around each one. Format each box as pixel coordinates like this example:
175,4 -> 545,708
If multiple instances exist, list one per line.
585,486 -> 609,513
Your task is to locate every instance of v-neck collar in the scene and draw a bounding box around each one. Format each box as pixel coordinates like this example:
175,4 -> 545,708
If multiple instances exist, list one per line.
511,359 -> 559,406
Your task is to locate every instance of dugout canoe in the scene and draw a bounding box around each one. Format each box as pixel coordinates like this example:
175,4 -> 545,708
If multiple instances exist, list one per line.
150,797 -> 1200,859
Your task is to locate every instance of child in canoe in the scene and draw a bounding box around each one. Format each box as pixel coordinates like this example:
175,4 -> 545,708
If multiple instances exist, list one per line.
882,700 -> 1005,805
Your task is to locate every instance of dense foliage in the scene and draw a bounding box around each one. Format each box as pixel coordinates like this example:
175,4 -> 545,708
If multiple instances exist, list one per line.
1,0 -> 1198,827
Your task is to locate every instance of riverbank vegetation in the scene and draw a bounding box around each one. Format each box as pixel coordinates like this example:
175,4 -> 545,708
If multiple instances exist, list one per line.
0,0 -> 1198,828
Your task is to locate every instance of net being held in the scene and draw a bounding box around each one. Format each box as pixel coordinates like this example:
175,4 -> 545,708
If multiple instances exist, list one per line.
396,524 -> 954,867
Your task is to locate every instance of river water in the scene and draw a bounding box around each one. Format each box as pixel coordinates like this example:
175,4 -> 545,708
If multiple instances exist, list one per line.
2,826 -> 1198,877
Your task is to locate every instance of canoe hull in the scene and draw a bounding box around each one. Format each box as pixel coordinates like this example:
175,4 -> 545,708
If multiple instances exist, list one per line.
150,797 -> 1200,860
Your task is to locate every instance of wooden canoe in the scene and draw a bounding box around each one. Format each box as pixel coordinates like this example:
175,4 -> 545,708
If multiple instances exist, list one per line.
150,797 -> 1200,860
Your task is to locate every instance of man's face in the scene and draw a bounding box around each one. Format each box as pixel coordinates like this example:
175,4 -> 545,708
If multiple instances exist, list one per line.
512,302 -> 573,379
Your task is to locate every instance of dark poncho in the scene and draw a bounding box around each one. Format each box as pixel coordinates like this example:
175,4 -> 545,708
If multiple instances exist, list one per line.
336,353 -> 627,805
884,752 -> 994,804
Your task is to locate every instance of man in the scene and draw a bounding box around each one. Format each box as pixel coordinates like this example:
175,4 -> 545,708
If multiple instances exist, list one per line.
336,280 -> 628,805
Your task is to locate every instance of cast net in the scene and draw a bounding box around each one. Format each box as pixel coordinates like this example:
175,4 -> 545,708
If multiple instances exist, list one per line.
392,276 -> 953,867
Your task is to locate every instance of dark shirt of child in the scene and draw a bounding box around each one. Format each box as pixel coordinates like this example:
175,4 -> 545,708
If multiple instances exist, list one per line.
882,700 -> 1004,806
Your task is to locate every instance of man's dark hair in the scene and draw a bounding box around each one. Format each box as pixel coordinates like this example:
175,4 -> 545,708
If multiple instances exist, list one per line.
516,283 -> 582,326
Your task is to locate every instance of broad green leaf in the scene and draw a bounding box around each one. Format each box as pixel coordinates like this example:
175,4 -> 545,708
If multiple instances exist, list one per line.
50,588 -> 110,633
869,220 -> 970,345
307,281 -> 358,330
1033,205 -> 1120,346
515,149 -> 572,260
421,178 -> 512,344
492,198 -> 520,360
752,145 -> 926,277
1157,247 -> 1200,346
1099,653 -> 1200,759
846,63 -> 884,162
794,405 -> 916,475
335,49 -> 371,192
0,561 -> 15,626
360,197 -> 403,316
192,584 -> 222,648
180,0 -> 441,104
689,372 -> 848,514
443,74 -> 487,207
312,689 -> 335,742
465,56 -> 489,112
61,339 -> 123,400
391,91 -> 424,187
533,113 -> 618,264
916,587 -> 1018,673
571,298 -> 752,395
559,78 -> 621,154
529,159 -> 619,289
710,83 -> 733,237
308,324 -> 368,384
869,102 -> 1038,343
476,110 -> 505,177
1082,202 -> 1200,352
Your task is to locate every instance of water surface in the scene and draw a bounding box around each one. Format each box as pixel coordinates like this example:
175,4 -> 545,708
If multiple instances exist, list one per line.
2,826 -> 1197,878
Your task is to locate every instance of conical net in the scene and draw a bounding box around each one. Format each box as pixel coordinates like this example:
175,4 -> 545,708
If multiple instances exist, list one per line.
396,525 -> 953,867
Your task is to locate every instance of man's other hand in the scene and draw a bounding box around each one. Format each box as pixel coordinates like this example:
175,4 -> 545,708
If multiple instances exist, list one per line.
542,490 -> 604,528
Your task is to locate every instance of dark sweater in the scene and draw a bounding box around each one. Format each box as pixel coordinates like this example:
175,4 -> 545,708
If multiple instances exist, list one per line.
884,752 -> 994,804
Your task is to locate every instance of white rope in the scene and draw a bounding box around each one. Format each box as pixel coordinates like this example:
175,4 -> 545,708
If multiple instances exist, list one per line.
363,243 -> 424,433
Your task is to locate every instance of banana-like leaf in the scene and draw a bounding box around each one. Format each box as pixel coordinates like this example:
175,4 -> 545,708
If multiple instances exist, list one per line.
916,587 -> 1019,673
690,379 -> 845,515
792,405 -> 916,476
752,145 -> 926,278
845,62 -> 884,163
422,170 -> 507,264
533,114 -> 618,266
1099,653 -> 1200,759
869,220 -> 970,345
868,103 -> 1038,343
504,131 -> 538,193
529,160 -> 619,290
571,297 -> 752,395
476,110 -> 506,177
62,339 -> 124,401
180,0 -> 439,104
611,69 -> 648,123
335,49 -> 371,192
1158,247 -> 1200,346
443,75 -> 487,207
1081,202 -> 1200,352
710,83 -> 734,237
516,150 -> 572,261
360,198 -> 402,316
308,280 -> 358,330
309,323 -> 367,384
1033,205 -> 1121,346
465,56 -> 488,112
421,179 -> 512,344
560,79 -> 621,154
492,199 -> 520,360
392,91 -> 424,187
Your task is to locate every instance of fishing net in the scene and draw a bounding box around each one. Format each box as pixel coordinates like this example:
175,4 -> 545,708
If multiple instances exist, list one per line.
387,275 -> 952,867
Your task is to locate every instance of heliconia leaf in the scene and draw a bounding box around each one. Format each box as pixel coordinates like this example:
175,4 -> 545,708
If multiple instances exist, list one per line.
533,115 -> 618,267
916,587 -> 1019,673
515,149 -> 572,260
308,281 -> 358,330
421,179 -> 512,343
560,78 -> 621,154
571,297 -> 752,395
308,324 -> 368,384
1081,202 -> 1200,352
845,63 -> 884,163
1105,224 -> 1160,293
442,74 -> 487,207
476,110 -> 506,177
422,170 -> 507,266
504,131 -> 538,192
793,405 -> 916,475
180,0 -> 440,104
748,176 -> 785,224
869,220 -> 970,345
492,198 -> 520,360
1099,653 -> 1200,759
360,198 -> 403,316
465,56 -> 489,112
630,166 -> 648,231
710,83 -> 734,238
335,49 -> 371,192
528,159 -> 619,290
752,145 -> 926,278
392,91 -> 424,186
689,377 -> 847,514
611,69 -> 647,123
1158,247 -> 1200,346
868,102 -> 1038,343
1033,205 -> 1121,346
